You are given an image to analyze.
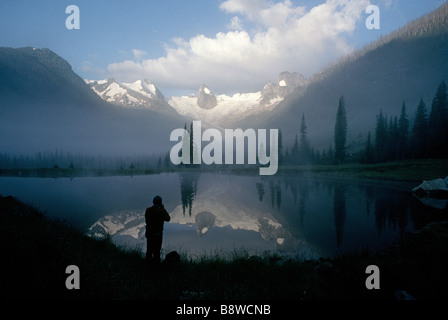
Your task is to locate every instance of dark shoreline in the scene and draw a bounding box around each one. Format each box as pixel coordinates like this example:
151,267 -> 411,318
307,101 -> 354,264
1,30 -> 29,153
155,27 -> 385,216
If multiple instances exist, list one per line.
1,192 -> 448,300
1,159 -> 447,182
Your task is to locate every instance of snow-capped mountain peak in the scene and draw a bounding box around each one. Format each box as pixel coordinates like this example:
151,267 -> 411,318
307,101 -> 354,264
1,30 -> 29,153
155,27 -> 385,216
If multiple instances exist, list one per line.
86,78 -> 178,116
123,79 -> 165,102
86,78 -> 165,106
197,84 -> 218,110
168,72 -> 307,127
86,72 -> 307,127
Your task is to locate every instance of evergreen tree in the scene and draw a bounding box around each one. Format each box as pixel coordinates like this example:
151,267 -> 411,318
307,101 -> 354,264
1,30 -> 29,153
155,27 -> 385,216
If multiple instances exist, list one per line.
428,80 -> 448,158
181,123 -> 190,165
189,121 -> 200,166
387,116 -> 399,161
398,101 -> 409,160
290,134 -> 299,165
299,113 -> 310,163
278,129 -> 283,165
374,110 -> 388,162
334,96 -> 347,164
363,131 -> 374,163
300,113 -> 308,149
190,122 -> 194,165
412,98 -> 429,159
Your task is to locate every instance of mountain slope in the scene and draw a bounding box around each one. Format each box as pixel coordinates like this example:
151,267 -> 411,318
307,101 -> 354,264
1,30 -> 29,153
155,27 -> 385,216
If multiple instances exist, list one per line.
241,3 -> 448,150
0,47 -> 101,106
0,47 -> 186,156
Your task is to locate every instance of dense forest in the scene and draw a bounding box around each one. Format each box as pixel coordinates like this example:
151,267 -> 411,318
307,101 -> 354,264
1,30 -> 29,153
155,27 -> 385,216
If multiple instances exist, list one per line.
281,80 -> 448,166
361,80 -> 448,163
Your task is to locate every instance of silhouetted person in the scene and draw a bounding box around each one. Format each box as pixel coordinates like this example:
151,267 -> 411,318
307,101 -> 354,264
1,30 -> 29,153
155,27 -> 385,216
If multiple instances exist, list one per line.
145,195 -> 171,265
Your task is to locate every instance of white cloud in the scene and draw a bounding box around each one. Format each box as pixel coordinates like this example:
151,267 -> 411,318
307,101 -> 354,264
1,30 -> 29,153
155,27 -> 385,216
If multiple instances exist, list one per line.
132,49 -> 147,61
227,16 -> 244,31
108,0 -> 370,94
220,0 -> 268,20
220,0 -> 306,28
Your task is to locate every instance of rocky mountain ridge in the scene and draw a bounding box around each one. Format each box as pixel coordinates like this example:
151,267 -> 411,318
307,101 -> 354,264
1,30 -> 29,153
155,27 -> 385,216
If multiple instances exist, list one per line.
86,72 -> 307,128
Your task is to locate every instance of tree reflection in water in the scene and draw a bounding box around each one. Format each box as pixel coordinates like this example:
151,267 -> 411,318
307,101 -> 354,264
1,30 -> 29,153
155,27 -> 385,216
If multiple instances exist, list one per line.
179,172 -> 199,217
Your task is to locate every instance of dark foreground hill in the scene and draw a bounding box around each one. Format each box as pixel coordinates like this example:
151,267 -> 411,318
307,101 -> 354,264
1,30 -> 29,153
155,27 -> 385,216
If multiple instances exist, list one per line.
1,194 -> 448,300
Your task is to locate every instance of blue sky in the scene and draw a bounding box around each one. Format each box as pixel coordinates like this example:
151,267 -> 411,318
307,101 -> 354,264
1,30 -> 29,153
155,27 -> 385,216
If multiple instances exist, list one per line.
0,0 -> 445,96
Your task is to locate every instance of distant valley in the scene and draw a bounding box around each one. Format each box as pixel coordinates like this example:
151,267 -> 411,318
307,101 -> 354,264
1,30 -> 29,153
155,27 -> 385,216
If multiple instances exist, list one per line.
1,3 -> 447,161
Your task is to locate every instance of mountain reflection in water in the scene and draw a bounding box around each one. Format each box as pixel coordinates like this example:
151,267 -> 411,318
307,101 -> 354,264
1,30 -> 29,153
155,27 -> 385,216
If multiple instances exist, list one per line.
83,172 -> 438,259
0,172 -> 441,259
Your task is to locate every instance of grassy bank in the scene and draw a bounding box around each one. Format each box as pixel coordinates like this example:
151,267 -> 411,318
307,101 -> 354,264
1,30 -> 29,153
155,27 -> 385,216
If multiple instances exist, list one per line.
1,195 -> 448,300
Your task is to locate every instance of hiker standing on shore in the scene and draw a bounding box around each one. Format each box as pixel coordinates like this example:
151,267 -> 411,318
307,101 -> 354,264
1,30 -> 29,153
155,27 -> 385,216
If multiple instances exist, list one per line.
145,195 -> 171,265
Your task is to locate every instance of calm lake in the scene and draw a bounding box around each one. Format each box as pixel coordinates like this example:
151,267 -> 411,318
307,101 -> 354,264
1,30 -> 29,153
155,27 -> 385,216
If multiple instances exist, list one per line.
0,172 -> 441,259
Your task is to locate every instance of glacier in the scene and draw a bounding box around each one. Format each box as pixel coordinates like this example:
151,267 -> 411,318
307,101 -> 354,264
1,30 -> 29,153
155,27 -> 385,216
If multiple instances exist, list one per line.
86,71 -> 307,128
